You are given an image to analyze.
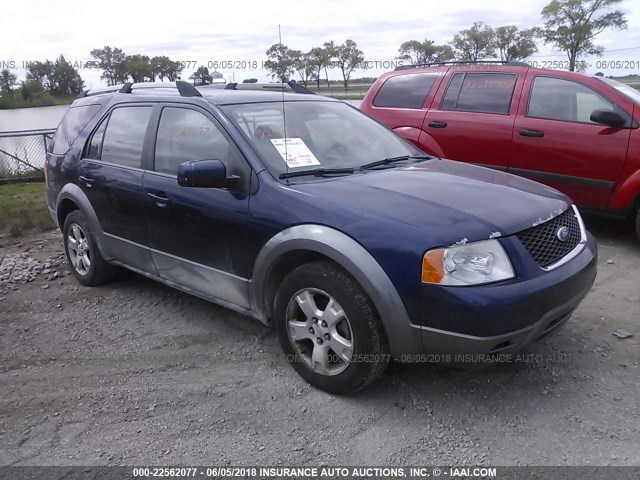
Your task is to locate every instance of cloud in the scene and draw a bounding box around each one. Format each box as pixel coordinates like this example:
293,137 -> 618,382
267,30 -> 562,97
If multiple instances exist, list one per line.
1,0 -> 638,85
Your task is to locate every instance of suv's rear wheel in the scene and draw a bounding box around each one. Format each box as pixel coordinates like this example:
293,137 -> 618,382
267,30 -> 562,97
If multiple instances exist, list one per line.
274,261 -> 389,394
63,210 -> 117,286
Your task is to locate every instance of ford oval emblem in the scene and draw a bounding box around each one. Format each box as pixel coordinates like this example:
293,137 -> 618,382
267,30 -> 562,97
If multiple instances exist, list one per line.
556,226 -> 570,242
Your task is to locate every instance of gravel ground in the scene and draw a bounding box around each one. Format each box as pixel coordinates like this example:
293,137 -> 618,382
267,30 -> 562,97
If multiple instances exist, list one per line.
0,216 -> 638,466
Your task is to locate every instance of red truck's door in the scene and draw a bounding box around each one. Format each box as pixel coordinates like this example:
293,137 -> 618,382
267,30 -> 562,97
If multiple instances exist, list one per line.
509,71 -> 631,211
420,69 -> 525,169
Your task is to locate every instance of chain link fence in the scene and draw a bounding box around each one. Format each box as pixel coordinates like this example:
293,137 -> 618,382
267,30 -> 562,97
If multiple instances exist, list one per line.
0,129 -> 55,182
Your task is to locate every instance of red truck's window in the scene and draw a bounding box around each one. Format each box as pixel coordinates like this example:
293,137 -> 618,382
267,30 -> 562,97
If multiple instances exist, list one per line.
528,76 -> 614,124
440,72 -> 516,114
373,73 -> 438,109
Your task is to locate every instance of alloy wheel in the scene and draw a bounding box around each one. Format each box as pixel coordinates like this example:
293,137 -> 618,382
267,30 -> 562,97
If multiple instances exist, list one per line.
66,223 -> 91,276
285,288 -> 354,376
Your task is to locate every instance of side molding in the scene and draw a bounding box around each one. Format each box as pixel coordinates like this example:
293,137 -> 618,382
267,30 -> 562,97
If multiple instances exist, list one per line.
250,225 -> 423,358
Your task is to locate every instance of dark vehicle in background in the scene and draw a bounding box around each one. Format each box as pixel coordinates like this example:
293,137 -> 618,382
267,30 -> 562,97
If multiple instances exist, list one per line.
360,62 -> 640,240
46,81 -> 597,393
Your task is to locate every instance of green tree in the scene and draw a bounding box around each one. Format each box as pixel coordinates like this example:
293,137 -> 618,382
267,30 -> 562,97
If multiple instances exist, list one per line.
322,41 -> 338,87
49,56 -> 85,96
494,26 -> 538,61
165,61 -> 183,81
292,51 -> 316,87
192,66 -> 212,85
334,40 -> 365,89
537,0 -> 627,71
264,43 -> 295,83
20,80 -> 44,101
308,46 -> 332,88
397,39 -> 454,65
89,46 -> 128,85
0,69 -> 18,93
451,22 -> 496,61
150,56 -> 183,82
124,55 -> 152,83
25,61 -> 53,90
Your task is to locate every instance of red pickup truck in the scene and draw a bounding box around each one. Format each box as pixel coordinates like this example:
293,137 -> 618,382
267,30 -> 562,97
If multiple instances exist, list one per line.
360,62 -> 640,240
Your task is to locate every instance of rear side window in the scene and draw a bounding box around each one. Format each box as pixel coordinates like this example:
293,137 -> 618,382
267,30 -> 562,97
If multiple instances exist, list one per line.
373,73 -> 438,108
440,73 -> 516,114
86,118 -> 107,160
51,104 -> 101,155
101,107 -> 152,168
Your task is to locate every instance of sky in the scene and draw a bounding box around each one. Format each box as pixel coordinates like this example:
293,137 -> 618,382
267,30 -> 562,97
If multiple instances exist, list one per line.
2,0 -> 640,88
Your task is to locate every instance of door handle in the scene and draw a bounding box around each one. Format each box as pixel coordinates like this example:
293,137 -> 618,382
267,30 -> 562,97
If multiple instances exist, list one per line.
79,175 -> 94,187
519,129 -> 544,138
146,192 -> 170,207
428,121 -> 448,128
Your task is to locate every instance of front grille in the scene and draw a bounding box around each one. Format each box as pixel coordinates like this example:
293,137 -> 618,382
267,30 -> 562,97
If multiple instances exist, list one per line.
516,207 -> 582,268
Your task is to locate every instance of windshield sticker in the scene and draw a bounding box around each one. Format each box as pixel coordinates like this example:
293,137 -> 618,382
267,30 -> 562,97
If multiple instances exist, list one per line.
270,138 -> 321,168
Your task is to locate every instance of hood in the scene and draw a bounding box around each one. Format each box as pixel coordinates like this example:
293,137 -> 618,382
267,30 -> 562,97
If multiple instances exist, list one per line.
290,159 -> 570,245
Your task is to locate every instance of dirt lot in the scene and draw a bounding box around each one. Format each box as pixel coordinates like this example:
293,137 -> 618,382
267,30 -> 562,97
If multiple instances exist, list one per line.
0,216 -> 638,466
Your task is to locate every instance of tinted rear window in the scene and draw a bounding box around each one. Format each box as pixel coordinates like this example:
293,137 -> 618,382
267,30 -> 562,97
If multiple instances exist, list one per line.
373,73 -> 438,109
51,105 -> 101,155
440,73 -> 516,114
101,106 -> 152,168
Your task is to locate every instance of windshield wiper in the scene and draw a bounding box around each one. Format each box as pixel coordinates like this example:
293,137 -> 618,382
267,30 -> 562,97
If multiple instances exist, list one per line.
279,167 -> 356,179
359,154 -> 432,170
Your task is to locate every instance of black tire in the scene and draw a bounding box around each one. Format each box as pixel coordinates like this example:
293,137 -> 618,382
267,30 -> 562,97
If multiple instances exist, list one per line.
274,260 -> 389,394
635,207 -> 640,243
62,210 -> 117,286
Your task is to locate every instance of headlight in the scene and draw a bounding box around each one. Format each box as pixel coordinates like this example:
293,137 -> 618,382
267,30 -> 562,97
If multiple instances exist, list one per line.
422,239 -> 515,286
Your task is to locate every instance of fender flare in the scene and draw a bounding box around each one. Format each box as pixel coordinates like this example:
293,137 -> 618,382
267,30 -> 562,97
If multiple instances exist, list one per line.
608,169 -> 640,214
250,225 -> 423,357
55,184 -> 114,260
392,126 -> 423,146
415,131 -> 445,157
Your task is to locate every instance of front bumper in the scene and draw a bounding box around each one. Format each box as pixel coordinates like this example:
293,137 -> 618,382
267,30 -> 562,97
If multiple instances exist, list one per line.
406,232 -> 597,361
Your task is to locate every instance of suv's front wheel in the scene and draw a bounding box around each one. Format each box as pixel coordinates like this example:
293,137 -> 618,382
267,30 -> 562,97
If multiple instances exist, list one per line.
274,261 -> 389,394
63,210 -> 117,286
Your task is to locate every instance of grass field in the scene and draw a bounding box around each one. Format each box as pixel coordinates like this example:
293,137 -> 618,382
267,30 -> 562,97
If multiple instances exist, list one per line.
0,182 -> 53,237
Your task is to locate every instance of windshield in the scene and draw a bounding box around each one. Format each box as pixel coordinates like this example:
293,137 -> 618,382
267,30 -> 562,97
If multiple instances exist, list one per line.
221,101 -> 423,177
596,77 -> 640,104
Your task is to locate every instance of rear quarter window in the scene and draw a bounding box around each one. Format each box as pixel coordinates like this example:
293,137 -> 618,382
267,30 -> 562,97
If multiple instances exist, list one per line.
51,104 -> 101,155
373,73 -> 438,109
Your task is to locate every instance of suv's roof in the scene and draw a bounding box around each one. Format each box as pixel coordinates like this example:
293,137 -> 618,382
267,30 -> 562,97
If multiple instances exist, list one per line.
394,60 -> 530,71
74,81 -> 337,107
389,61 -> 604,82
201,89 -> 337,105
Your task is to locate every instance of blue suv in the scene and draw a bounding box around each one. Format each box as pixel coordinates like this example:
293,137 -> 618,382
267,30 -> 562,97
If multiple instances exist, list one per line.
46,81 -> 597,393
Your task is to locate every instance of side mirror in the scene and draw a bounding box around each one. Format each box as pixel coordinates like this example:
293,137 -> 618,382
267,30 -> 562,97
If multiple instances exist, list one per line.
177,160 -> 239,188
590,109 -> 626,128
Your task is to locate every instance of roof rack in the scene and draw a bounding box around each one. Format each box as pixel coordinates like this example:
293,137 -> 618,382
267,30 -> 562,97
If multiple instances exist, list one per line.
78,80 -> 203,98
76,80 -> 315,99
223,81 -> 316,94
395,60 -> 530,71
176,80 -> 202,97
